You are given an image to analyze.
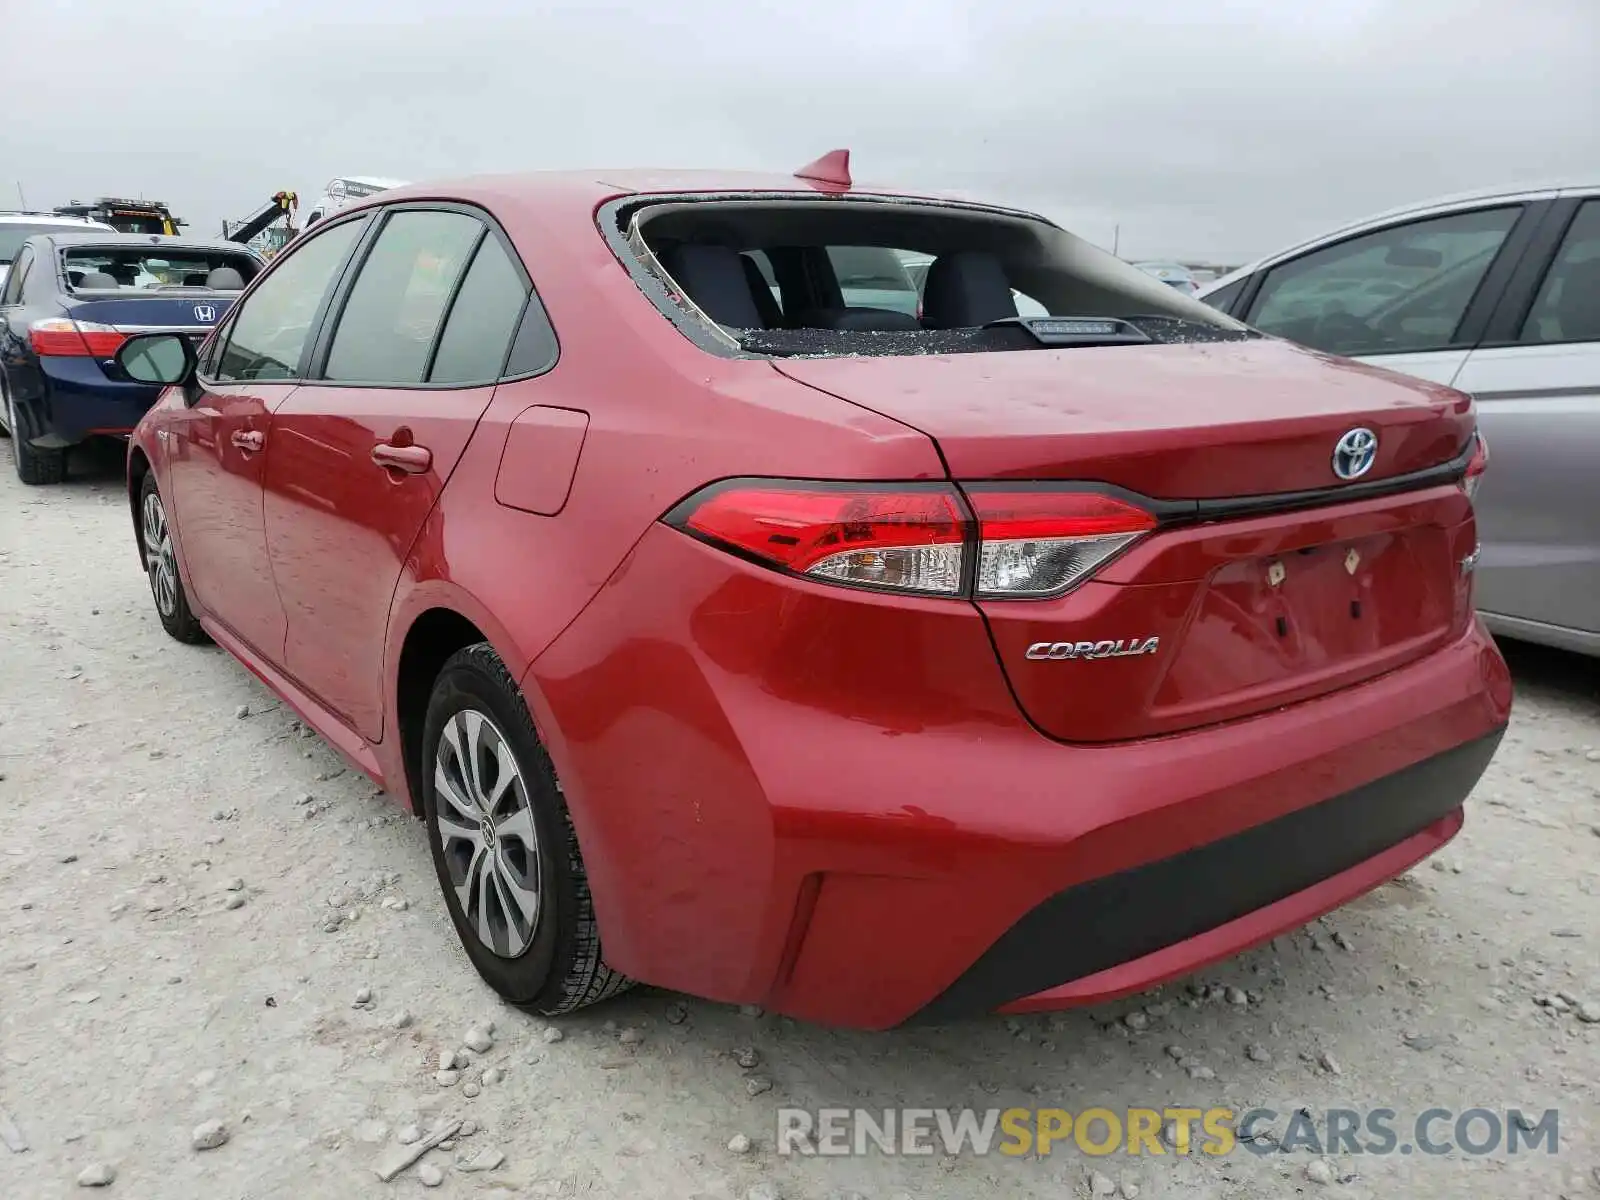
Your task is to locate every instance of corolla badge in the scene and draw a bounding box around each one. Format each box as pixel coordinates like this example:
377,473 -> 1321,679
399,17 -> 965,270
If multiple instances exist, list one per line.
1332,427 -> 1378,480
193,304 -> 217,323
1025,637 -> 1160,661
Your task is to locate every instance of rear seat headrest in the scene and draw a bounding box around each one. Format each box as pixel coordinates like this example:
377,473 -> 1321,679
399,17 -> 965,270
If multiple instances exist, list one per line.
77,271 -> 121,290
920,251 -> 1018,329
657,244 -> 766,328
205,266 -> 245,290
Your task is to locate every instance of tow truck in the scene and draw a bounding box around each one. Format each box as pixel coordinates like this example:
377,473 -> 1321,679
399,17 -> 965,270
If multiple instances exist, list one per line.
222,191 -> 299,258
51,197 -> 184,235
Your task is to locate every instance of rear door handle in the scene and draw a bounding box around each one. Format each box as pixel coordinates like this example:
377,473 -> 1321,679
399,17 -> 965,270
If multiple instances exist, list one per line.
372,441 -> 432,474
231,430 -> 264,452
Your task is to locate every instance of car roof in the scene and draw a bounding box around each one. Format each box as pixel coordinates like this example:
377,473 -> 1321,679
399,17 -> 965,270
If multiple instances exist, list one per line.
43,231 -> 261,255
339,169 -> 1034,231
0,212 -> 116,229
1199,178 -> 1600,297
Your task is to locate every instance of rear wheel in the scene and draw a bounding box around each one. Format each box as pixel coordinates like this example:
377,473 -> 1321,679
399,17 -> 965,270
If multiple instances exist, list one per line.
139,473 -> 207,644
7,389 -> 66,485
421,642 -> 632,1015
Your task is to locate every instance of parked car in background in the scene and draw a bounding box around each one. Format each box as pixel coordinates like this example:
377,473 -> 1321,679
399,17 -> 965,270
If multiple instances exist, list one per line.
1132,261 -> 1200,294
1,211 -> 116,290
0,232 -> 262,483
116,161 -> 1507,1028
1198,181 -> 1600,657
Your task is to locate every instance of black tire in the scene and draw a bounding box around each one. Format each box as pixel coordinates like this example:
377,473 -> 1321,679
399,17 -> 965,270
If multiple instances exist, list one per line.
8,389 -> 66,484
421,642 -> 633,1015
138,472 -> 208,644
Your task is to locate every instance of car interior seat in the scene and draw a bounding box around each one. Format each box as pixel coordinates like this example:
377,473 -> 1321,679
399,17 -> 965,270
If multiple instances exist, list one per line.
657,244 -> 767,328
920,251 -> 1019,329
739,255 -> 783,328
205,266 -> 246,290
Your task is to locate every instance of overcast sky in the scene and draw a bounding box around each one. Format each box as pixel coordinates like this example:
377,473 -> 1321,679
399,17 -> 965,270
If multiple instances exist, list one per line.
6,0 -> 1596,262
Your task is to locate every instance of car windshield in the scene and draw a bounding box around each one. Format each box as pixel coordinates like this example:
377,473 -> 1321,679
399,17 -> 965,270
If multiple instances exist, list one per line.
624,197 -> 1248,357
62,246 -> 258,291
1,224 -> 65,263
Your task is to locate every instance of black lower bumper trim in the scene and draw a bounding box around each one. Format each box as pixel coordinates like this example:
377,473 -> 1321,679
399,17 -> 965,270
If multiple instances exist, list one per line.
914,726 -> 1505,1022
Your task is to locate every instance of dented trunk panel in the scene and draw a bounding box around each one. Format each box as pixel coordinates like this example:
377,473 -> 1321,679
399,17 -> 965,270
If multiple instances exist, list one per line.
981,486 -> 1479,742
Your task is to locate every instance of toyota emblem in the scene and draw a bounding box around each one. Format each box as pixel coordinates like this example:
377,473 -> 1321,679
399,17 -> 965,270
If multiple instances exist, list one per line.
1332,427 -> 1378,480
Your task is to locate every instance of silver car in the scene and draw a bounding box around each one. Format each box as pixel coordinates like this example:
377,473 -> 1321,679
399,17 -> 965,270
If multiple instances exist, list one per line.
1198,181 -> 1600,657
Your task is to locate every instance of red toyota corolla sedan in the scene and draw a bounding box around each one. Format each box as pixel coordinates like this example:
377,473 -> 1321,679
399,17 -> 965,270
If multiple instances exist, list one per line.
116,153 -> 1511,1029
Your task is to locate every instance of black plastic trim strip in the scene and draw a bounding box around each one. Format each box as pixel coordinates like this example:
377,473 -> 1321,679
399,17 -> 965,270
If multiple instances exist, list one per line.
912,725 -> 1505,1022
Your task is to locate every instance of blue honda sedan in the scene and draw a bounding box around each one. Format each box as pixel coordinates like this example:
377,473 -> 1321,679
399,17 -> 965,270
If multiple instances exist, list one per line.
0,232 -> 263,483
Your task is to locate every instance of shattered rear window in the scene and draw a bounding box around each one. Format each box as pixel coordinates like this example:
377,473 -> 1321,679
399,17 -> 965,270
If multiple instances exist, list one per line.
613,195 -> 1252,358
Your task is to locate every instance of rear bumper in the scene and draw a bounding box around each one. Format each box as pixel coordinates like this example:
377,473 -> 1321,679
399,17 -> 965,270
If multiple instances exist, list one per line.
924,728 -> 1498,1019
31,357 -> 161,444
527,526 -> 1512,1029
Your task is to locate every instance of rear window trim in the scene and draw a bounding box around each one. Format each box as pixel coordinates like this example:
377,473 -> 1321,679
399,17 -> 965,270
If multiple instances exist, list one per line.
598,191 -> 1064,359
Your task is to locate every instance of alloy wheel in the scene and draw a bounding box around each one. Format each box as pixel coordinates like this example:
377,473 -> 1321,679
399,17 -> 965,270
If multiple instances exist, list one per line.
141,490 -> 178,617
433,709 -> 542,958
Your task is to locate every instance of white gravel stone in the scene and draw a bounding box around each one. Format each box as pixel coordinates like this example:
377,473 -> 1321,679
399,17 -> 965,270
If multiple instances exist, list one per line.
76,1162 -> 116,1187
417,1162 -> 444,1187
191,1119 -> 229,1151
727,1133 -> 753,1154
463,1027 -> 494,1054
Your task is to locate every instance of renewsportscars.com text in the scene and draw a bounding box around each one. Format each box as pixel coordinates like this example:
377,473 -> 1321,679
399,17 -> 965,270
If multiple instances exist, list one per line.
776,1106 -> 1560,1158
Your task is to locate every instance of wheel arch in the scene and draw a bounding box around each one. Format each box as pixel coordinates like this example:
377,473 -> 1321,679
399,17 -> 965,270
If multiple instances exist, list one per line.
386,579 -> 545,816
127,445 -> 152,566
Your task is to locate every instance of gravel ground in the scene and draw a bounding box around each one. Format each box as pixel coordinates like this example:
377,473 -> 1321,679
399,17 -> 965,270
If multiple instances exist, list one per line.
2,443 -> 1598,1200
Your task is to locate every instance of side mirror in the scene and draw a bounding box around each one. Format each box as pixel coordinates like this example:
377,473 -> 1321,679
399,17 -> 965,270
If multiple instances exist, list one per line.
116,331 -> 195,386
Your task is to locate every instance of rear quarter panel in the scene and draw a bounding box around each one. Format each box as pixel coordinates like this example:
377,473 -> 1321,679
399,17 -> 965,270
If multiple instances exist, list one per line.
380,189 -> 943,799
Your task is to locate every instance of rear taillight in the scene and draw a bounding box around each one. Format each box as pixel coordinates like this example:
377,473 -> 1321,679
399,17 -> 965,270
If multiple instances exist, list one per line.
1463,431 -> 1488,502
28,318 -> 125,357
665,481 -> 1157,599
965,489 -> 1157,598
676,484 -> 966,594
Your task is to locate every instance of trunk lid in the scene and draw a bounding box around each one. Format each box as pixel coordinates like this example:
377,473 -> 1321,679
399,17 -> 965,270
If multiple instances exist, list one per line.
770,338 -> 1473,496
773,338 -> 1479,742
64,294 -> 235,337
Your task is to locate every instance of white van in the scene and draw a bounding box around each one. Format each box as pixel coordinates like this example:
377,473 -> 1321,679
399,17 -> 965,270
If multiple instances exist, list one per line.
302,177 -> 408,227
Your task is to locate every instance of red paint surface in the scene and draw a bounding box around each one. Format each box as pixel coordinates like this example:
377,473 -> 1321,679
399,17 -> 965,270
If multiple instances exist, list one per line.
493,405 -> 590,516
128,170 -> 1512,1029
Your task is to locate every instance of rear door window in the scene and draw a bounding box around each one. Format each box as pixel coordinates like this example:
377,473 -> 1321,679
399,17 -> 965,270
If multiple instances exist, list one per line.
1,245 -> 33,304
1519,200 -> 1600,345
1246,206 -> 1522,356
323,210 -> 483,384
1200,277 -> 1246,315
214,217 -> 366,382
426,235 -> 530,384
